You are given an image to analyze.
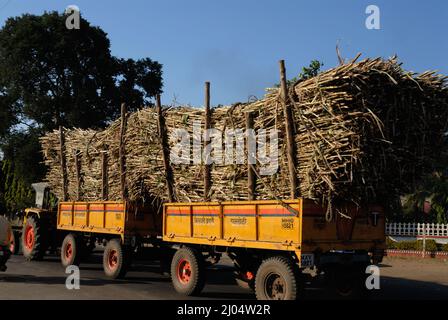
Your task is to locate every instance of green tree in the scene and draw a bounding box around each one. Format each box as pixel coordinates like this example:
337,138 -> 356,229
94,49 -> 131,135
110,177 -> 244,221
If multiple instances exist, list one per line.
296,60 -> 323,81
0,11 -> 163,131
276,60 -> 323,87
0,159 -> 34,213
0,11 -> 164,212
402,172 -> 448,224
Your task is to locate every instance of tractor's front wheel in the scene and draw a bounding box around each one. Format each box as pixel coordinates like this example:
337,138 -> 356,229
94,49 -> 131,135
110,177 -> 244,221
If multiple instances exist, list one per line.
21,216 -> 47,260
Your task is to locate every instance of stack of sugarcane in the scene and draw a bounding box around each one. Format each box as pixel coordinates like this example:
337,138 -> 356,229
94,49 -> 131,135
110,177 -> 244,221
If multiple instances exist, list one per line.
40,56 -> 448,212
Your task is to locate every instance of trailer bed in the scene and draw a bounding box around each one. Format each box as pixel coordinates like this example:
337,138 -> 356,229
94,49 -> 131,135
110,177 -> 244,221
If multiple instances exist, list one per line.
163,199 -> 385,264
57,201 -> 161,240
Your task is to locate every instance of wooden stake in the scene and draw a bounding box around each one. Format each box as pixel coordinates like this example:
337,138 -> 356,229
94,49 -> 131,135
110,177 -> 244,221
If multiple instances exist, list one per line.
279,60 -> 298,199
74,151 -> 82,200
119,103 -> 128,201
204,81 -> 211,201
156,94 -> 175,202
59,126 -> 68,201
101,151 -> 108,200
246,112 -> 256,200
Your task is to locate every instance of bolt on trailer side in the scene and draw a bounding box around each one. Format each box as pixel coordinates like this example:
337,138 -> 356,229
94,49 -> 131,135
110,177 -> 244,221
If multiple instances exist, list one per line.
57,200 -> 163,278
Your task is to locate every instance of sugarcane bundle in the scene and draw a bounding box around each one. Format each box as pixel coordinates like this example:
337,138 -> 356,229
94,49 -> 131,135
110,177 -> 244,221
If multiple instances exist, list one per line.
40,56 -> 448,210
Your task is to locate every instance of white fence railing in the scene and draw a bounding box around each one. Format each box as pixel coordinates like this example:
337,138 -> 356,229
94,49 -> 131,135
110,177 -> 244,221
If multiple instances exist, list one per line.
386,223 -> 448,237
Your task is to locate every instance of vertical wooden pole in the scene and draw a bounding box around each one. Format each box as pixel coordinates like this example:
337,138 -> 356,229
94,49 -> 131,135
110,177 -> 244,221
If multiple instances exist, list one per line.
156,94 -> 175,202
59,126 -> 68,201
74,151 -> 82,200
246,112 -> 256,200
203,81 -> 211,201
119,103 -> 127,201
279,60 -> 298,199
101,151 -> 108,200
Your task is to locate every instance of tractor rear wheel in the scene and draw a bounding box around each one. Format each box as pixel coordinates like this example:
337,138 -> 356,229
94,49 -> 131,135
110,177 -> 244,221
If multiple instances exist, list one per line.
170,247 -> 205,296
103,239 -> 130,279
61,234 -> 81,267
21,216 -> 47,260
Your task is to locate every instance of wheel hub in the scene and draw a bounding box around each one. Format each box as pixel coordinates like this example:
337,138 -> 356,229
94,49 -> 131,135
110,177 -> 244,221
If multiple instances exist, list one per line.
108,250 -> 118,269
265,273 -> 286,300
177,259 -> 192,284
65,243 -> 73,260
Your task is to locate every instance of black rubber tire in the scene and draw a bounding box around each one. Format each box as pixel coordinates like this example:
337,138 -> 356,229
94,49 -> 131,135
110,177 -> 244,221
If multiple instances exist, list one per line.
255,256 -> 298,300
170,247 -> 205,296
9,231 -> 20,255
60,234 -> 81,267
103,239 -> 130,279
328,265 -> 370,299
21,216 -> 47,261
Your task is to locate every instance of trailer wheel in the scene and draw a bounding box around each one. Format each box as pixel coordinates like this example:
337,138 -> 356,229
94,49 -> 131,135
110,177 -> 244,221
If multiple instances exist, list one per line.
171,247 -> 205,296
9,231 -> 20,255
103,239 -> 129,279
255,256 -> 298,300
61,234 -> 81,267
328,266 -> 370,299
21,216 -> 47,260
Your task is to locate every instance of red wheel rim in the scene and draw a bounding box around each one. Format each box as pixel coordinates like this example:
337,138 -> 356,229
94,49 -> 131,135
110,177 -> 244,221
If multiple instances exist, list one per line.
65,242 -> 73,260
177,259 -> 192,284
9,233 -> 15,253
25,225 -> 34,250
108,249 -> 118,270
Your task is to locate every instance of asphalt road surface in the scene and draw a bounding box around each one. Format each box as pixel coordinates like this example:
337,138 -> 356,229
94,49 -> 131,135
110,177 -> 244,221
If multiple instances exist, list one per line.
1,250 -> 447,300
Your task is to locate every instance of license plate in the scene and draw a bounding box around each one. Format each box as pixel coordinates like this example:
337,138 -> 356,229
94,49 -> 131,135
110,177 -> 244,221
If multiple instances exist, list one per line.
300,253 -> 314,267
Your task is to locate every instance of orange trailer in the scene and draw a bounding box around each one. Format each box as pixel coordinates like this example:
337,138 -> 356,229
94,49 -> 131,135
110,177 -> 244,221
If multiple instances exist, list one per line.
57,200 -> 161,278
163,199 -> 385,299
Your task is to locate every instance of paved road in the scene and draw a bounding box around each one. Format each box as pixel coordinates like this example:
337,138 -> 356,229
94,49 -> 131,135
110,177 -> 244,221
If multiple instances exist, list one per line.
1,251 -> 447,300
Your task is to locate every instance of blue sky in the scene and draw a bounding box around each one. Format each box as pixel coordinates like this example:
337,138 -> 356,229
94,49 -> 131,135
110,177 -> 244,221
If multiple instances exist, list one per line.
0,0 -> 446,106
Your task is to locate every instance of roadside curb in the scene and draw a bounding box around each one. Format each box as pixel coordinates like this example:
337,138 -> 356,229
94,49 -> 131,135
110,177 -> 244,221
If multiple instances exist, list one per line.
386,249 -> 448,259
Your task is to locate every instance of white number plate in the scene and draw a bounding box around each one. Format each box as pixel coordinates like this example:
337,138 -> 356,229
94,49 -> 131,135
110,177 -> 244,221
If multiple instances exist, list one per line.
300,253 -> 314,267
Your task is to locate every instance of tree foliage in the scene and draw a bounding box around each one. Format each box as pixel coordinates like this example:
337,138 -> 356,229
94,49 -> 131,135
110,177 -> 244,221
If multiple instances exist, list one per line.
276,60 -> 324,87
288,60 -> 323,85
0,11 -> 163,212
401,171 -> 448,224
0,11 -> 163,131
0,159 -> 34,213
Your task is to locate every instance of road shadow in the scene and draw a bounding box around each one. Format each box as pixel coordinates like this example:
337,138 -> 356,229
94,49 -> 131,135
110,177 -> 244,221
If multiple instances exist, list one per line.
0,273 -> 170,286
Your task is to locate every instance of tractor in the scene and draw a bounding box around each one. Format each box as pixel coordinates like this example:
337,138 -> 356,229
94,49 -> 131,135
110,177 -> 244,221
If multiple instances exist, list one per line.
19,183 -> 58,260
